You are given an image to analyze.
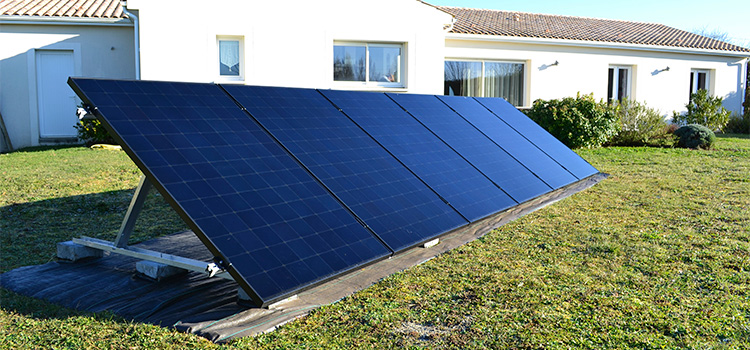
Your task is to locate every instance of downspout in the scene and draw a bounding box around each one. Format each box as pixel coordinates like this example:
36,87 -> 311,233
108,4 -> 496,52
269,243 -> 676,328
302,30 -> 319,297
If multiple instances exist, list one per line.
120,1 -> 140,79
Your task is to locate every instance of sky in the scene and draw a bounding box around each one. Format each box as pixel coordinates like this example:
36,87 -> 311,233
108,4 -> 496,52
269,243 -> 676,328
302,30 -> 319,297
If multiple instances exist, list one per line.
427,0 -> 750,48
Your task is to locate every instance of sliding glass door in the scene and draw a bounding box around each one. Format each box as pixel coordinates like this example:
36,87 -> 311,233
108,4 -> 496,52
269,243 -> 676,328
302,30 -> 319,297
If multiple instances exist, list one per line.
444,60 -> 525,106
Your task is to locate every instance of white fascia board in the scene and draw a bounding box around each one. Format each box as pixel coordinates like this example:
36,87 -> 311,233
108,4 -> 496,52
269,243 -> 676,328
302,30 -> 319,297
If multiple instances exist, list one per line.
0,15 -> 133,27
446,33 -> 750,59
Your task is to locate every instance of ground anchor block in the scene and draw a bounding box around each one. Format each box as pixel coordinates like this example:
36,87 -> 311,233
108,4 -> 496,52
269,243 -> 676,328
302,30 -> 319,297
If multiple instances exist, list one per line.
135,260 -> 187,281
57,240 -> 104,262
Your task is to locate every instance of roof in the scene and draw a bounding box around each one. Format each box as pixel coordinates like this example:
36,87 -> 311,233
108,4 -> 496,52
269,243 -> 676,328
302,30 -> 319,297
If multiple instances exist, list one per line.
438,6 -> 750,53
0,0 -> 125,19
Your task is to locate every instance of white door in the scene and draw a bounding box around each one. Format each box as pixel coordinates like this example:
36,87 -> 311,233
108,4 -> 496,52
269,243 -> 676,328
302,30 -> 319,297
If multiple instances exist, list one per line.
36,50 -> 77,138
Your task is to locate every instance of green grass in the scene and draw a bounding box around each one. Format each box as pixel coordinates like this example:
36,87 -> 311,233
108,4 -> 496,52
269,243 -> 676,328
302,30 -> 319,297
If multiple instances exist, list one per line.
1,139 -> 749,349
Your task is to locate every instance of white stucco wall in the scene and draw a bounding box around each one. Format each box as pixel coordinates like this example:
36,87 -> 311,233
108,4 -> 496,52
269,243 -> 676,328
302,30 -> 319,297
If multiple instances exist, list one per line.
127,0 -> 452,94
0,22 -> 135,150
446,36 -> 748,116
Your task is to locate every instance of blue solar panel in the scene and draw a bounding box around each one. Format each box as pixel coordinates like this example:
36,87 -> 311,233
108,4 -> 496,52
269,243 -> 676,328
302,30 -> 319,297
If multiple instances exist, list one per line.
69,78 -> 391,307
474,97 -> 599,179
223,85 -> 467,252
437,95 -> 579,189
390,93 -> 552,203
320,90 -> 513,222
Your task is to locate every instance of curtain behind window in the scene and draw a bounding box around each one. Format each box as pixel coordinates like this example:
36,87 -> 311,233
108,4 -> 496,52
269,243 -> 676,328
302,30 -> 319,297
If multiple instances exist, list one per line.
444,61 -> 481,97
444,61 -> 524,106
484,62 -> 523,106
219,40 -> 240,76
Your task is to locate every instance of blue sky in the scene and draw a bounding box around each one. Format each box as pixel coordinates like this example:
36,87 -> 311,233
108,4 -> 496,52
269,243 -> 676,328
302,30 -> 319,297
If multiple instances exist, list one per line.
427,0 -> 750,48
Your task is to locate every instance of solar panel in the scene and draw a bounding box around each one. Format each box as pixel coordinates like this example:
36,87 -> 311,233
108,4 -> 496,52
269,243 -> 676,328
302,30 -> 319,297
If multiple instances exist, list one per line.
223,85 -> 467,252
436,95 -> 578,189
320,89 -> 515,223
389,93 -> 553,204
474,97 -> 599,179
69,78 -> 391,307
68,78 -> 602,310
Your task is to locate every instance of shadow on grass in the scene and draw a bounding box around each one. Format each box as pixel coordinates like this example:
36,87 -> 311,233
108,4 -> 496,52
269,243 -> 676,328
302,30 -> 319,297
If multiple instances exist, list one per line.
0,189 -> 187,273
1,188 -> 187,323
0,287 -> 124,323
717,133 -> 750,139
7,144 -> 87,154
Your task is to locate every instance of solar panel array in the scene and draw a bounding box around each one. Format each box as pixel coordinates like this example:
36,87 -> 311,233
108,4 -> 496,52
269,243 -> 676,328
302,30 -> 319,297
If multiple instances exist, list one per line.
69,78 -> 600,307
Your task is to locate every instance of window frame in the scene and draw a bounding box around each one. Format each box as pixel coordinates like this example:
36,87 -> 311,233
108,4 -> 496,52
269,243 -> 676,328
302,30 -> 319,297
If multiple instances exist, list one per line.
608,65 -> 632,104
216,36 -> 245,82
444,59 -> 527,107
333,41 -> 405,88
690,69 -> 711,95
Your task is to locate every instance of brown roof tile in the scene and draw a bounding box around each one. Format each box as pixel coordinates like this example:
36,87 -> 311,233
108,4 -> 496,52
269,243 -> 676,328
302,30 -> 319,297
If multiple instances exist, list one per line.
0,0 -> 125,19
439,6 -> 750,53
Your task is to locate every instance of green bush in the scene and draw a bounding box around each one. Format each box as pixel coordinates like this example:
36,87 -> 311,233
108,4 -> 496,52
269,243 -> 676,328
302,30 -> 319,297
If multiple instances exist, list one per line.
75,118 -> 116,146
524,93 -> 620,148
673,124 -> 716,149
608,99 -> 668,146
724,112 -> 750,134
672,89 -> 730,131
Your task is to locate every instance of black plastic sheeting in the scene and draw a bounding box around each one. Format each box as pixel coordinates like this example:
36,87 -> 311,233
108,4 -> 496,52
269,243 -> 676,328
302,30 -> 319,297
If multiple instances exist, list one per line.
1,174 -> 606,343
0,232 -> 260,341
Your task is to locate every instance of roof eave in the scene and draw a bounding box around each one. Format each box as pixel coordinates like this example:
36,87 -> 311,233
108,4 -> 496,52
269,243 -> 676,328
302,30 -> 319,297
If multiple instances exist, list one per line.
0,15 -> 132,26
446,33 -> 750,59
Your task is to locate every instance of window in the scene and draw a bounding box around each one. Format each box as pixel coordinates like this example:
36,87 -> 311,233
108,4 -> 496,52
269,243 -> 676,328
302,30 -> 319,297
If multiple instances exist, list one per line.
608,66 -> 631,104
690,69 -> 710,96
333,42 -> 403,86
444,60 -> 525,107
217,37 -> 243,80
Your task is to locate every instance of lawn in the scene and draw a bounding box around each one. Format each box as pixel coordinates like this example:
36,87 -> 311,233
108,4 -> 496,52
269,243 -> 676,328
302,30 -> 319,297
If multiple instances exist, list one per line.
1,136 -> 749,349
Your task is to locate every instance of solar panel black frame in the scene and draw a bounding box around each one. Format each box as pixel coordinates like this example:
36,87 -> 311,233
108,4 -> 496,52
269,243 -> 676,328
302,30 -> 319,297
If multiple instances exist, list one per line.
68,78 -> 391,307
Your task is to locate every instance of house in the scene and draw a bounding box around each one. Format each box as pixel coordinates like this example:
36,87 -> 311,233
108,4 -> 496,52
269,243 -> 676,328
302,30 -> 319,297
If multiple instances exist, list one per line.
0,0 -> 135,152
1,0 -> 747,152
437,5 -> 749,115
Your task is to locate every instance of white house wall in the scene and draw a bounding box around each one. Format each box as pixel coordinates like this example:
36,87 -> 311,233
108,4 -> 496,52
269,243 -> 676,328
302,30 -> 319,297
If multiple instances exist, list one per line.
446,37 -> 747,115
127,0 -> 451,93
0,24 -> 135,149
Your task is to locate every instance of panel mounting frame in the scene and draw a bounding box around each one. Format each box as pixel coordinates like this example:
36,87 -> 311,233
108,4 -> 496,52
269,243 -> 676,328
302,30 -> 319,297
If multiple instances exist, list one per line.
69,175 -> 234,281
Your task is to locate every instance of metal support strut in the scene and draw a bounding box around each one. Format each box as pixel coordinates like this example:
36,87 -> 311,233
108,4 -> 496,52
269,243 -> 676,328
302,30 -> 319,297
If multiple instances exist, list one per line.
114,175 -> 151,248
70,175 -> 233,281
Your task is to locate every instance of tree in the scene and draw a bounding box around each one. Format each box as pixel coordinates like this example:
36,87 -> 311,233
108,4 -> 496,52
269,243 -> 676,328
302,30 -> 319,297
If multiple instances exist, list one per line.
692,26 -> 732,43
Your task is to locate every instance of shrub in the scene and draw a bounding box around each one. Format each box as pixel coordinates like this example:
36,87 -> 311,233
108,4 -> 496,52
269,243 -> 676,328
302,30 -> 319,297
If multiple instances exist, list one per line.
75,105 -> 116,146
608,99 -> 668,146
524,93 -> 620,148
724,112 -> 750,134
673,124 -> 716,149
672,89 -> 730,131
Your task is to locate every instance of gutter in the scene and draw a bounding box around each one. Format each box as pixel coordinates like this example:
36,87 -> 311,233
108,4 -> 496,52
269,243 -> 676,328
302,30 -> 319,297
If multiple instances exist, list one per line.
0,15 -> 132,26
120,1 -> 140,79
446,33 -> 750,59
